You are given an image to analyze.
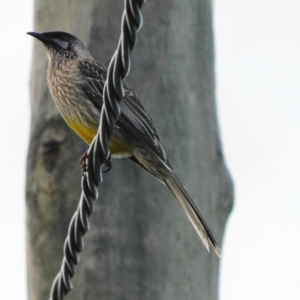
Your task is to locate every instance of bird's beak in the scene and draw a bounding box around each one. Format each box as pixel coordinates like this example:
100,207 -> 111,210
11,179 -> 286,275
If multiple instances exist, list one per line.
27,32 -> 48,43
27,32 -> 64,53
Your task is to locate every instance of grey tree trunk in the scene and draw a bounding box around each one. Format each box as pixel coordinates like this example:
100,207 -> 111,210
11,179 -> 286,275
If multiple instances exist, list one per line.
26,1 -> 233,300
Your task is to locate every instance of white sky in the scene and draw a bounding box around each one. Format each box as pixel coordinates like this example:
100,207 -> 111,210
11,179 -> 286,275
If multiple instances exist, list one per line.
0,1 -> 299,299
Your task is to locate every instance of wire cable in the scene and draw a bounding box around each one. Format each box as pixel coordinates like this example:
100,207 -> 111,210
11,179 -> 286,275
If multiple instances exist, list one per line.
49,1 -> 146,299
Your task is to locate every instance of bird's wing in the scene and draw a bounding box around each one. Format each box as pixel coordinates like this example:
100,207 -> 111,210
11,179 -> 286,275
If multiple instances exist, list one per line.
78,60 -> 172,170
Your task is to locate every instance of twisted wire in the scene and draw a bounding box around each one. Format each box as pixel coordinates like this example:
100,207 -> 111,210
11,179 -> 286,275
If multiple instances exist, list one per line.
49,1 -> 146,299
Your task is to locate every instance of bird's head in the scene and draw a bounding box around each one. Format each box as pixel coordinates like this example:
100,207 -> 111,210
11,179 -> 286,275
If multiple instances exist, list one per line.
27,31 -> 92,64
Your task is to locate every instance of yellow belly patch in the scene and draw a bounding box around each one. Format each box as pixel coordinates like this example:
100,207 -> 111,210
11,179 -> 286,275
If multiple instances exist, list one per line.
66,120 -> 131,157
67,120 -> 97,145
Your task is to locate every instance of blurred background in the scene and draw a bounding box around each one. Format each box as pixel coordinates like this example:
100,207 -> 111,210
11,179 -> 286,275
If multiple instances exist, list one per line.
0,0 -> 299,299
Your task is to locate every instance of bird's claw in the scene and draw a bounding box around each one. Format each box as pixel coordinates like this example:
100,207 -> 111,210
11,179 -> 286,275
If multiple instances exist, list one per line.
102,155 -> 112,173
80,152 -> 88,174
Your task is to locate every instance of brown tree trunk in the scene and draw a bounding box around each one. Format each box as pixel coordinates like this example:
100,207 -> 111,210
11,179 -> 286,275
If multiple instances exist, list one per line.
26,0 -> 233,299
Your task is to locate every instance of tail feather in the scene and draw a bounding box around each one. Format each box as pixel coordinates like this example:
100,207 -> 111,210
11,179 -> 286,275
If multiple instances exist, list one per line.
164,172 -> 221,257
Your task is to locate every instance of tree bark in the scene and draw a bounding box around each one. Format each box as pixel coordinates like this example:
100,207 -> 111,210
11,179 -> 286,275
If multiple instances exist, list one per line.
26,1 -> 233,299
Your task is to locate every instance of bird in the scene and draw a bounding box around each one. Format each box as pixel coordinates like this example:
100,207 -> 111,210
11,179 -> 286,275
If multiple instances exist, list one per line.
27,31 -> 221,257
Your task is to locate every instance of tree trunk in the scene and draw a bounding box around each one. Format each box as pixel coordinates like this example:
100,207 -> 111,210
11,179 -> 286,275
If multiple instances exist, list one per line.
26,0 -> 233,299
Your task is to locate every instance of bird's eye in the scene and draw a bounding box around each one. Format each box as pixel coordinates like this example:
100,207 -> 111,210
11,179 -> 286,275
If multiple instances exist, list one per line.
61,37 -> 67,42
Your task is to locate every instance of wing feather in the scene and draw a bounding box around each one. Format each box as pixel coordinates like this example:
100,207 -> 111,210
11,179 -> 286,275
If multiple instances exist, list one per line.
78,60 -> 171,168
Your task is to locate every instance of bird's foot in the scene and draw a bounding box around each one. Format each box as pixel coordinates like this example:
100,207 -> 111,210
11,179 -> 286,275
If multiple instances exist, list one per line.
102,154 -> 112,173
80,152 -> 112,174
80,152 -> 88,174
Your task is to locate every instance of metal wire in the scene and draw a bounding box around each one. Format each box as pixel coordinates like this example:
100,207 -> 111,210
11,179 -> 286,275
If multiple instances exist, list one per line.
49,1 -> 146,299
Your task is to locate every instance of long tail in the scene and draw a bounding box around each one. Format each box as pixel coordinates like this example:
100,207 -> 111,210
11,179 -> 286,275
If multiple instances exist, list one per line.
164,171 -> 221,257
